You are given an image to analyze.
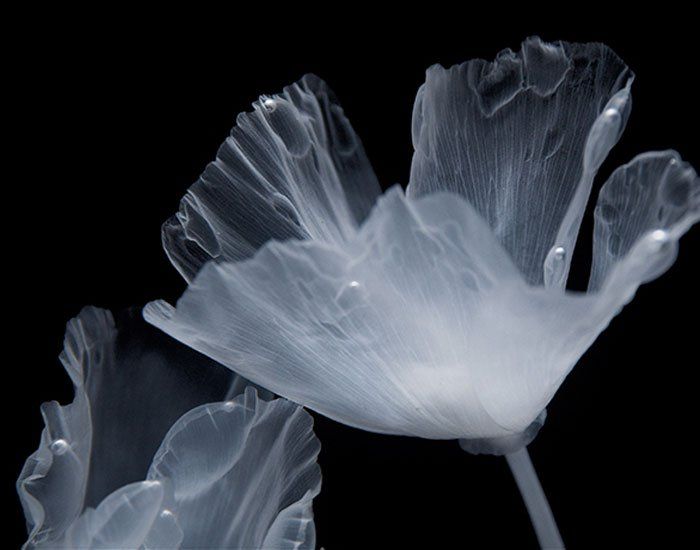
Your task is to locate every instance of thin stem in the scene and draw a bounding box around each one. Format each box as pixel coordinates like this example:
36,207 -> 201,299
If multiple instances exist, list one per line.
505,447 -> 564,549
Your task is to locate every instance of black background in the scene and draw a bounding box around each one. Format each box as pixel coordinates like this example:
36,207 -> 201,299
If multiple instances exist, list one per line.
8,11 -> 699,549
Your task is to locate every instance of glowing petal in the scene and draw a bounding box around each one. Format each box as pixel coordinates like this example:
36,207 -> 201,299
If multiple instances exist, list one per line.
408,37 -> 633,286
148,388 -> 321,549
589,151 -> 700,292
58,481 -> 173,549
163,74 -> 381,281
17,307 -> 288,548
146,188 -> 599,439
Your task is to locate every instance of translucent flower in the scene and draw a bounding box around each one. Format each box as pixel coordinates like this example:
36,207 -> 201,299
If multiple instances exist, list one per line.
18,307 -> 321,549
143,37 -> 698,546
146,35 -> 698,447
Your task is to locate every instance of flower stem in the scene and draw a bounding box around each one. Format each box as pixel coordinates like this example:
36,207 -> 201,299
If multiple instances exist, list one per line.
505,447 -> 564,549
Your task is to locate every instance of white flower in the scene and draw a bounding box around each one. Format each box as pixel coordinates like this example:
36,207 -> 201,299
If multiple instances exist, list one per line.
145,37 -> 699,453
17,307 -> 320,549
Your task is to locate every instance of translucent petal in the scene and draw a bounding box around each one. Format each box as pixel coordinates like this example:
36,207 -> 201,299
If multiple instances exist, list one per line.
589,151 -> 700,292
142,504 -> 184,550
408,36 -> 633,286
147,388 -> 321,550
17,309 -> 102,546
146,188 -> 602,439
18,306 -> 236,546
76,308 -> 236,507
19,306 -> 321,548
163,73 -> 381,281
58,481 -> 169,549
262,492 -> 318,550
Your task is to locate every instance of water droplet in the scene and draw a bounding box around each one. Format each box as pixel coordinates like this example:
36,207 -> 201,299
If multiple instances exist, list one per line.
604,108 -> 618,118
348,281 -> 360,288
544,245 -> 568,288
223,400 -> 236,412
144,480 -> 161,488
651,229 -> 669,243
50,439 -> 69,455
263,98 -> 277,112
160,509 -> 174,518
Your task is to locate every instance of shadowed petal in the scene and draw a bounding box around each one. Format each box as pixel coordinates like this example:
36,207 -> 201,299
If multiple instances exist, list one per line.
163,74 -> 381,281
147,388 -> 321,550
17,309 -> 106,546
408,37 -> 633,286
17,307 -> 237,547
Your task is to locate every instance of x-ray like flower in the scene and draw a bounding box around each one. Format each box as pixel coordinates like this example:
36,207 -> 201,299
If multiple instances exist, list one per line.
18,307 -> 320,549
145,38 -> 699,546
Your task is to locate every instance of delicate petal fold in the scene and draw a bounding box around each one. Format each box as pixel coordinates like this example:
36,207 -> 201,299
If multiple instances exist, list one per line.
147,388 -> 321,550
18,307 -> 234,547
19,306 -> 321,548
163,73 -> 382,281
146,187 -> 608,439
589,151 -> 700,292
75,308 -> 236,508
408,36 -> 633,286
17,309 -> 104,546
59,481 -> 173,549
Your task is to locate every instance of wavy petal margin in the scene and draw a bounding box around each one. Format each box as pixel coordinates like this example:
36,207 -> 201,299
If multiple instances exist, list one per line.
145,188 -> 583,438
408,36 -> 633,287
18,307 -> 319,548
148,388 -> 321,549
146,150 -> 699,442
163,73 -> 382,281
589,151 -> 700,292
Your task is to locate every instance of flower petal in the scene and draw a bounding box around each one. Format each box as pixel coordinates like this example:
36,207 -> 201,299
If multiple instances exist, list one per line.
17,309 -> 104,546
18,306 -> 237,546
163,74 -> 381,281
589,151 -> 700,292
408,37 -> 633,286
58,481 -> 171,549
147,388 -> 321,550
146,188 -> 595,439
78,308 -> 236,508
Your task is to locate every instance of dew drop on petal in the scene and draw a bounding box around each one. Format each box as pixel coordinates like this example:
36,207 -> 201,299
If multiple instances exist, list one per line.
49,439 -> 69,455
263,98 -> 277,113
543,245 -> 568,288
223,400 -> 236,412
651,229 -> 669,243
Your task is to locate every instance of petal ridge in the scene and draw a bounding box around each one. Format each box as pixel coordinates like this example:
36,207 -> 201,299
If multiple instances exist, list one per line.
408,36 -> 634,286
163,73 -> 381,281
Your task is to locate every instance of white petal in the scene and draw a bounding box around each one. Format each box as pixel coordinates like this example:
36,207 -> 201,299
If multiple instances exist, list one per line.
147,388 -> 321,549
17,309 -> 105,546
589,151 -> 700,292
80,308 -> 237,507
146,188 -> 599,439
143,504 -> 184,550
59,481 -> 169,549
262,491 -> 318,550
18,306 -> 238,547
163,74 -> 381,281
408,37 -> 633,286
